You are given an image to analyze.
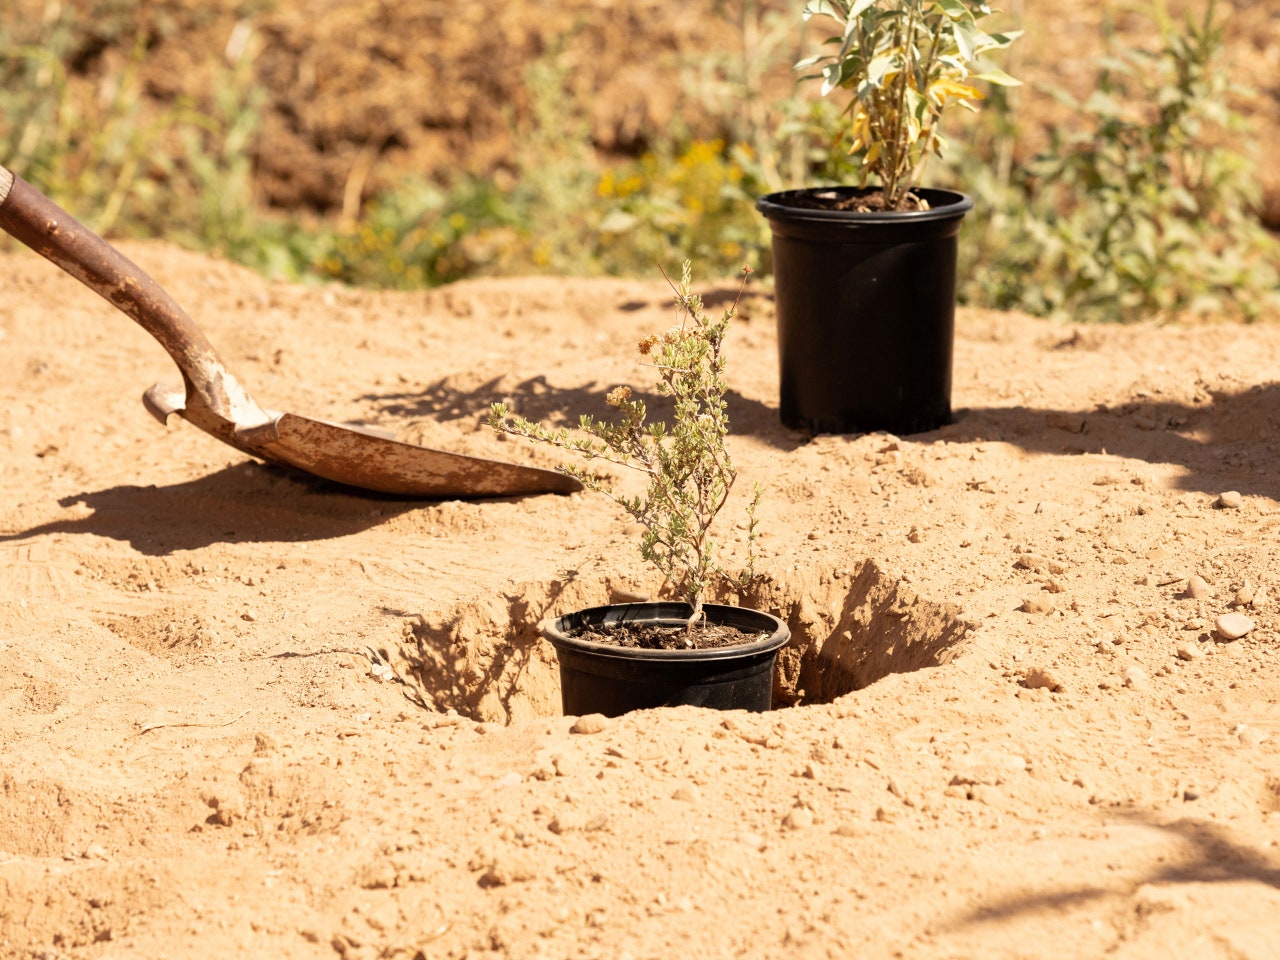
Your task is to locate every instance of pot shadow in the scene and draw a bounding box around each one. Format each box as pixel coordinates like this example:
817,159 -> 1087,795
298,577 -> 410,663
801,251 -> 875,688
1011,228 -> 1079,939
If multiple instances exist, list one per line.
361,374 -> 795,447
945,380 -> 1280,501
364,369 -> 1280,499
0,461 -> 426,555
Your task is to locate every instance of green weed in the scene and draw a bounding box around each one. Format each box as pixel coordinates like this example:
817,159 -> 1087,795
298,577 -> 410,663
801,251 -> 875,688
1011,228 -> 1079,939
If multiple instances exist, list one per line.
2,0 -> 1275,324
953,0 -> 1280,322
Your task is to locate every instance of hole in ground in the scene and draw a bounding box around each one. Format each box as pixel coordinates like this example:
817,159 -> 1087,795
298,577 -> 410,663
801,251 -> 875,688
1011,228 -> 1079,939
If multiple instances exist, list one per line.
395,560 -> 975,724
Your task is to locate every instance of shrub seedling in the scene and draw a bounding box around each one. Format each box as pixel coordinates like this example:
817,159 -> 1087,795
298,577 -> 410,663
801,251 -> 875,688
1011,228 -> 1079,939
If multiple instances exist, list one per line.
489,262 -> 760,627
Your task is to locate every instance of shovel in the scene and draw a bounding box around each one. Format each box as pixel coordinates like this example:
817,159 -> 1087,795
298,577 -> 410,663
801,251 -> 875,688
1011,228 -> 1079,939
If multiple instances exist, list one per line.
0,165 -> 581,498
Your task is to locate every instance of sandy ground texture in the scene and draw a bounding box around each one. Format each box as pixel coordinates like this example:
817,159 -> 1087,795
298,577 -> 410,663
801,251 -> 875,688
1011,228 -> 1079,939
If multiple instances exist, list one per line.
2,242 -> 1280,959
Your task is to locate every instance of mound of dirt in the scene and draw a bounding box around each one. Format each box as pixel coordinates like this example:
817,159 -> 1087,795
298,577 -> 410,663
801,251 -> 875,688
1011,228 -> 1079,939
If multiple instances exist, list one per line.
2,240 -> 1279,956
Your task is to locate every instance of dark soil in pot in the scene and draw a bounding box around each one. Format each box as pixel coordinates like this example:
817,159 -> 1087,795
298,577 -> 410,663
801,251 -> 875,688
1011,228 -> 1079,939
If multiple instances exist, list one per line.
569,619 -> 763,651
780,188 -> 934,213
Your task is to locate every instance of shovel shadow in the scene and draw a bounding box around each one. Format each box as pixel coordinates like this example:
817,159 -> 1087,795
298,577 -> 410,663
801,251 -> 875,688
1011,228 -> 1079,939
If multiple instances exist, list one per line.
0,462 -> 421,555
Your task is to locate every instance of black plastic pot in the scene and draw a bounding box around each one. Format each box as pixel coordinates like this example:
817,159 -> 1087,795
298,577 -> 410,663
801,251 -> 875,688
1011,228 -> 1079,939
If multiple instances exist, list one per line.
756,186 -> 974,436
542,602 -> 790,717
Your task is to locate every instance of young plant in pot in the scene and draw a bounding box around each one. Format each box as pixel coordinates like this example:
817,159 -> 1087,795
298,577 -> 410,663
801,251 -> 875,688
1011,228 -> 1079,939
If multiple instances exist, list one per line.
488,263 -> 789,718
757,0 -> 1020,436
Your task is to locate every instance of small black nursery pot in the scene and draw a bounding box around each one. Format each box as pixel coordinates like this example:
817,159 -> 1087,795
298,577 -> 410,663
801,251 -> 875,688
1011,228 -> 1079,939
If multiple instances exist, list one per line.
542,602 -> 791,718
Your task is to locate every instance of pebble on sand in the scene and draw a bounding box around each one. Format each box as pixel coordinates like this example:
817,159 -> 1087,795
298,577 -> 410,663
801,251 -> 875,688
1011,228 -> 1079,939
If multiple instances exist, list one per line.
1185,574 -> 1213,600
1022,666 -> 1063,692
782,806 -> 815,830
1216,490 -> 1244,509
1214,612 -> 1254,641
1175,641 -> 1203,661
1122,665 -> 1149,690
570,714 -> 609,735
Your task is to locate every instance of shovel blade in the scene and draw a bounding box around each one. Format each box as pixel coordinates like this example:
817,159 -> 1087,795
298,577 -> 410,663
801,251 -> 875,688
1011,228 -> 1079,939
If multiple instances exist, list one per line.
234,413 -> 582,498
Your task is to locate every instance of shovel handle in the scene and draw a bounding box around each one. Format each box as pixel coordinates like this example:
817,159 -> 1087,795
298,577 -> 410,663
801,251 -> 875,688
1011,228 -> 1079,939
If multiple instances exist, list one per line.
0,164 -> 263,423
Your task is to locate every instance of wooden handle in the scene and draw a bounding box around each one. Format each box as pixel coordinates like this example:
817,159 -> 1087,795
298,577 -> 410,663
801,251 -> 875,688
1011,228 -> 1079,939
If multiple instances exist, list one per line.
0,164 -> 265,424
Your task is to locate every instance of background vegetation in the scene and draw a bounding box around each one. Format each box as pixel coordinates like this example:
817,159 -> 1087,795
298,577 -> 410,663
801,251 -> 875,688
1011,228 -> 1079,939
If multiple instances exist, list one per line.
1,0 -> 1276,323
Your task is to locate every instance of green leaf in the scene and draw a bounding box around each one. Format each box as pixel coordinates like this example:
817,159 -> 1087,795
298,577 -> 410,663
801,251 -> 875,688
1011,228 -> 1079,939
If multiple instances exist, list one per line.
820,62 -> 843,96
954,18 -> 980,61
934,0 -> 969,18
972,67 -> 1021,86
865,53 -> 897,87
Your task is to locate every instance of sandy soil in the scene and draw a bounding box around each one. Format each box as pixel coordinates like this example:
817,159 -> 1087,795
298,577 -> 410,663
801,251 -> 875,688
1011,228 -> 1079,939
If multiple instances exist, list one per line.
2,240 -> 1279,958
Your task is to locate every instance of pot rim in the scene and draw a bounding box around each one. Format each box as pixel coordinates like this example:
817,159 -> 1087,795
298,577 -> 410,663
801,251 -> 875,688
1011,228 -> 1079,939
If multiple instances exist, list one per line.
543,601 -> 791,663
756,186 -> 973,225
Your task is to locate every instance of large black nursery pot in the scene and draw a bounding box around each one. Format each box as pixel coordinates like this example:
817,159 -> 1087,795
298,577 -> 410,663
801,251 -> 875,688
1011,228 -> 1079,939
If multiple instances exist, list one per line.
542,602 -> 791,718
756,186 -> 974,436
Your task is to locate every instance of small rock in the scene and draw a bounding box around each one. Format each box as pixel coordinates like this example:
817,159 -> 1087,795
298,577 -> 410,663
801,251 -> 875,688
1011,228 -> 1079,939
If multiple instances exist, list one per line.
569,714 -> 609,735
1022,667 -> 1063,692
1216,491 -> 1243,509
1122,665 -> 1149,690
1019,597 -> 1055,615
1185,575 -> 1213,600
551,754 -> 584,777
82,843 -> 109,860
782,806 -> 815,830
1046,411 -> 1087,434
1175,641 -> 1202,661
203,792 -> 244,827
1234,581 -> 1255,606
1215,612 -> 1254,641
801,762 -> 822,781
671,785 -> 701,803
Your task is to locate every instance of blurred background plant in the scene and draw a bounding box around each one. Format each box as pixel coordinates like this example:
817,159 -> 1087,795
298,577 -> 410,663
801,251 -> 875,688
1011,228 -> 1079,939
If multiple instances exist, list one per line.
1,0 -> 1275,323
947,0 -> 1279,322
0,6 -> 176,236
